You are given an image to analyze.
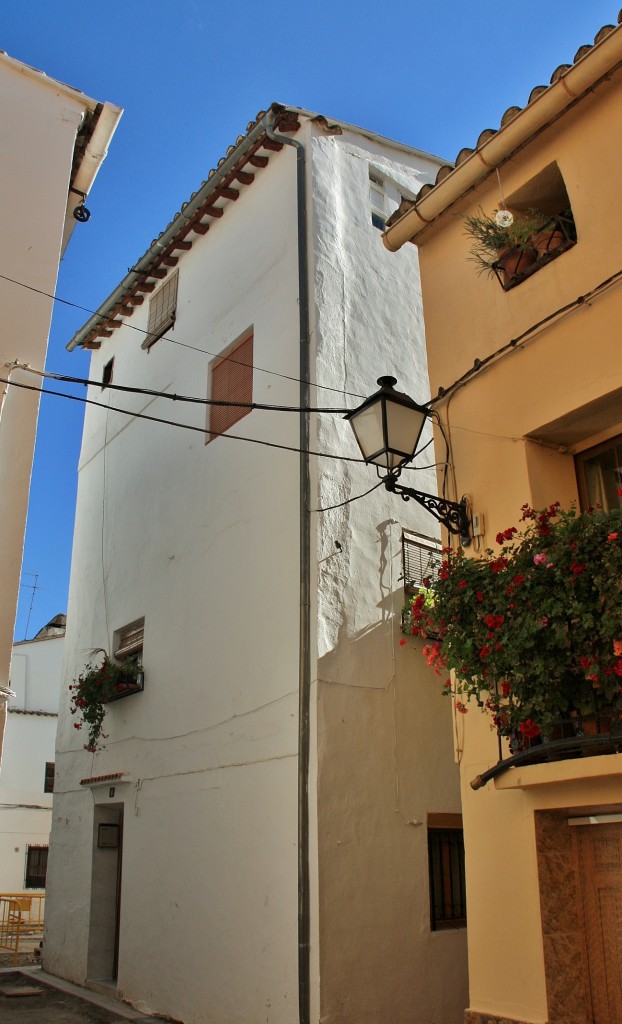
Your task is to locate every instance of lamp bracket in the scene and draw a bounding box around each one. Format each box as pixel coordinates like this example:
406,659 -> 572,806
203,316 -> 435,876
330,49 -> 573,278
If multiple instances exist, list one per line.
384,475 -> 471,540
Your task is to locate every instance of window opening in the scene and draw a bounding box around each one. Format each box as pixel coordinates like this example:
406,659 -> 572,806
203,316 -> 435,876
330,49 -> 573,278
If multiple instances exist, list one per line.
575,435 -> 622,511
113,619 -> 144,661
143,272 -> 178,349
44,762 -> 55,794
369,172 -> 386,230
427,817 -> 466,930
25,845 -> 48,888
495,162 -> 576,291
402,530 -> 442,596
102,358 -> 114,389
208,331 -> 253,441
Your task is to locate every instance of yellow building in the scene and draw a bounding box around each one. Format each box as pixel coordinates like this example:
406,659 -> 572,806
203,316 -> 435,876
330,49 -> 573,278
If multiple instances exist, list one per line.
384,13 -> 622,1024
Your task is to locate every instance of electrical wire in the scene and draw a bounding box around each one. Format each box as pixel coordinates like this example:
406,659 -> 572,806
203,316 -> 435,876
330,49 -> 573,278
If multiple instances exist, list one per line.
430,266 -> 622,405
19,366 -> 350,414
1,376 -> 443,477
0,271 -> 367,399
313,478 -> 385,512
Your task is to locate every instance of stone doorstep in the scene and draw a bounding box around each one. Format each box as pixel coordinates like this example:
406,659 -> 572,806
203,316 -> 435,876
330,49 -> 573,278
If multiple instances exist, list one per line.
9,967 -> 163,1021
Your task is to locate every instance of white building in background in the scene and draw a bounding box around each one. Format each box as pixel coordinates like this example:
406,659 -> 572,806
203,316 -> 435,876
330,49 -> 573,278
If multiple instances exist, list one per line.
0,615 -> 65,892
45,105 -> 468,1024
0,52 -> 121,761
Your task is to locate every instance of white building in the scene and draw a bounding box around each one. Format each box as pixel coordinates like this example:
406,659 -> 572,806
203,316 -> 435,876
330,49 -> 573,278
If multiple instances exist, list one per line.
0,52 -> 121,759
0,615 -> 65,892
45,105 -> 468,1024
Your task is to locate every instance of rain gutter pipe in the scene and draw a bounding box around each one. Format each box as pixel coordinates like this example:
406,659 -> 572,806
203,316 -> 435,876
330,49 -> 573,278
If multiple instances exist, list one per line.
264,114 -> 311,1024
383,23 -> 622,252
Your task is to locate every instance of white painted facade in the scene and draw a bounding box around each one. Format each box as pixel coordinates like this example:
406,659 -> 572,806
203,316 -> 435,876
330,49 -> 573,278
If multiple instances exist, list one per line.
0,52 -> 120,761
0,621 -> 65,892
45,109 -> 468,1023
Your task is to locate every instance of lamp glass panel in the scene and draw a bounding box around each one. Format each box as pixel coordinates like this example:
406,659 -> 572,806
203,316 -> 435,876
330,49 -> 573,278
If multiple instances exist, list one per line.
349,403 -> 385,462
384,401 -> 426,462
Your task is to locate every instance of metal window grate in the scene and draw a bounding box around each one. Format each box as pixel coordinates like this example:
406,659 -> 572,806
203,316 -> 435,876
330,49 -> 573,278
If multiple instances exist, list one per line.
402,531 -> 442,594
428,828 -> 466,930
25,846 -> 48,889
44,762 -> 55,794
144,272 -> 178,348
209,332 -> 253,440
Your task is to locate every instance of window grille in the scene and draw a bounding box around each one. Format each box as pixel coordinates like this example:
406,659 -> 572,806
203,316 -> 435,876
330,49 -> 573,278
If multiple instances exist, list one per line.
143,272 -> 178,348
208,331 -> 253,440
402,531 -> 442,595
114,619 -> 144,660
44,762 -> 55,794
428,826 -> 466,930
25,845 -> 48,889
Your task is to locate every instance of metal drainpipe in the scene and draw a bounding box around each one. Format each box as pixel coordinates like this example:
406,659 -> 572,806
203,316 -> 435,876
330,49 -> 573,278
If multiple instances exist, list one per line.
264,116 -> 311,1024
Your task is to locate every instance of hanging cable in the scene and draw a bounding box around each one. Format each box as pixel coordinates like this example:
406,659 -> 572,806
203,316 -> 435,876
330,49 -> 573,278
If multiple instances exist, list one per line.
431,266 -> 622,405
314,478 -> 385,512
0,272 -> 367,399
14,364 -> 350,414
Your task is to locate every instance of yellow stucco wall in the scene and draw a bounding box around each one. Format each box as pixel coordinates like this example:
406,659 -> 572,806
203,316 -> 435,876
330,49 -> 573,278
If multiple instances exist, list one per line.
411,54 -> 622,1024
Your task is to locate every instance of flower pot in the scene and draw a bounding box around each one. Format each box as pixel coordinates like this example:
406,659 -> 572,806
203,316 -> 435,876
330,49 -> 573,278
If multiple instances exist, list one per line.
533,227 -> 566,257
495,246 -> 537,285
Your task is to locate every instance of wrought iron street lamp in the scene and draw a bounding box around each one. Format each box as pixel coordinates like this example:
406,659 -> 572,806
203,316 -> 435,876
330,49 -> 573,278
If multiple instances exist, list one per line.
345,376 -> 471,540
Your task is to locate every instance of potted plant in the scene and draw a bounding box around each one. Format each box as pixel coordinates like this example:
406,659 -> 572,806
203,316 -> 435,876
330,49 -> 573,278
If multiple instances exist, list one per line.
464,207 -> 550,284
69,649 -> 144,751
402,501 -> 622,750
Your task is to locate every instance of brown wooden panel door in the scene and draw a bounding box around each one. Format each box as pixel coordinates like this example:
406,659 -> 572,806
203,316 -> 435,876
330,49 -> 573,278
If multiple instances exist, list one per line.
575,823 -> 622,1024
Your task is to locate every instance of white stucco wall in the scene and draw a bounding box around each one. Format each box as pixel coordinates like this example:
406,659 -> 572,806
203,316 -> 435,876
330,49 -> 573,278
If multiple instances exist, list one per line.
308,126 -> 468,1024
46,116 -> 466,1024
46,144 -> 301,1023
0,633 -> 63,891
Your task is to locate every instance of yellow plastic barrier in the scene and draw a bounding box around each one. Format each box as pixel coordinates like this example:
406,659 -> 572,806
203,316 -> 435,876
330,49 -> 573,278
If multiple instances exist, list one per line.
0,893 -> 45,964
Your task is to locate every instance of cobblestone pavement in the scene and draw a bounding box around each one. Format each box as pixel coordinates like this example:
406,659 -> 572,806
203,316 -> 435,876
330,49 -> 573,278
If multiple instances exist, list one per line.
0,969 -> 162,1023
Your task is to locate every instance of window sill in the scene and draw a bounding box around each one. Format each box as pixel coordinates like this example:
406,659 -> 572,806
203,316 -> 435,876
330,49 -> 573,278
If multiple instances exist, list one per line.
494,750 -> 622,790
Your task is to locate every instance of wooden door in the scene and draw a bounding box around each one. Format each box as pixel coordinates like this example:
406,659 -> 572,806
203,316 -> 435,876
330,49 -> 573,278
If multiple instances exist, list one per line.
575,823 -> 622,1024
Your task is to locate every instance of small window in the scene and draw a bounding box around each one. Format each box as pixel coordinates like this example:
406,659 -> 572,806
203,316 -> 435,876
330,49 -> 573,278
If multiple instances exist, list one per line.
369,173 -> 386,230
44,762 -> 55,794
25,845 -> 48,888
102,358 -> 114,389
114,618 -> 144,661
208,331 -> 253,441
402,531 -> 442,596
143,272 -> 178,349
428,815 -> 466,930
498,162 -> 576,291
576,435 -> 622,511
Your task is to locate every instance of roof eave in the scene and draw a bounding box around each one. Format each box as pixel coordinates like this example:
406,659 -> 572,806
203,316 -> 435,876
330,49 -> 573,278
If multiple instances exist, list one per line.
383,20 -> 622,252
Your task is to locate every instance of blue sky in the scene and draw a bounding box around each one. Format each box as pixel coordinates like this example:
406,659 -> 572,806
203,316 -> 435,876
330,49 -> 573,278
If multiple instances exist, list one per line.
5,0 -> 619,638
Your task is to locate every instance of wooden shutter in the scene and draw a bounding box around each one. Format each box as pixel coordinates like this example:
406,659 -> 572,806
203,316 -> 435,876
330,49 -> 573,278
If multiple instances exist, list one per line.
114,620 -> 144,659
209,332 -> 253,440
143,272 -> 178,348
575,823 -> 622,1022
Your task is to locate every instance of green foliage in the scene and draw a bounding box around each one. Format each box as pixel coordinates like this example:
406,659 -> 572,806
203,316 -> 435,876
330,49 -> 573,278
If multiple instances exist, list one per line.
69,652 -> 142,751
403,503 -> 622,741
464,208 -> 550,276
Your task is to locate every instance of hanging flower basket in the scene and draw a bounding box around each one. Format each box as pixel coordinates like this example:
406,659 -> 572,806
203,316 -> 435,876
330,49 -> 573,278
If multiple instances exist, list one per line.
402,502 -> 622,750
69,650 -> 144,752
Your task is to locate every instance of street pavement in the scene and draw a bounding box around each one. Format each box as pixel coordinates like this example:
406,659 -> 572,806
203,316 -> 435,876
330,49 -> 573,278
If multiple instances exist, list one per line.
0,969 -> 163,1023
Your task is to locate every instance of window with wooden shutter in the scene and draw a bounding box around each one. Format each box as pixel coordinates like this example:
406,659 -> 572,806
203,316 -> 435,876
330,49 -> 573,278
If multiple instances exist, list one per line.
427,814 -> 466,930
114,619 -> 144,660
143,272 -> 178,349
208,331 -> 253,441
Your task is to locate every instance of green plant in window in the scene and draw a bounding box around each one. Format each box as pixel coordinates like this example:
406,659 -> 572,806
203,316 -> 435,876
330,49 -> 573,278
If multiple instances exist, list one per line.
69,649 -> 142,752
402,502 -> 622,744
